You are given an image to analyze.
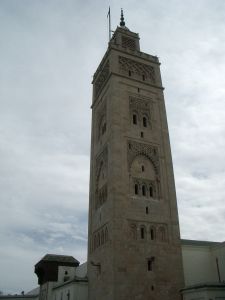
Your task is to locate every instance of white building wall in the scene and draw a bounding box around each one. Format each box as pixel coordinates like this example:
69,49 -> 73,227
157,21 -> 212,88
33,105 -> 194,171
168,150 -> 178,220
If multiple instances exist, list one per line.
182,244 -> 217,286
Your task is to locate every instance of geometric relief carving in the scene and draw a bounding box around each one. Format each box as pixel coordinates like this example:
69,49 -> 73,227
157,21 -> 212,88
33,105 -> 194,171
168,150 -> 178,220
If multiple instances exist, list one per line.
122,36 -> 136,51
95,147 -> 108,183
119,56 -> 156,83
91,224 -> 109,253
95,147 -> 108,210
127,140 -> 159,175
97,103 -> 107,141
128,220 -> 168,243
95,61 -> 109,97
129,95 -> 152,128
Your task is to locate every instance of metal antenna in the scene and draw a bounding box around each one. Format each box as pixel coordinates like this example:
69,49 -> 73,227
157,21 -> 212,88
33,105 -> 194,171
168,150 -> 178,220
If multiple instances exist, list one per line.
120,8 -> 125,27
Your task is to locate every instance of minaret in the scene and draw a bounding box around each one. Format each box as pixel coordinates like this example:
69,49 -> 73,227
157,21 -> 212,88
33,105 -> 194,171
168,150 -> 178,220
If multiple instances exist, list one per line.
87,11 -> 184,300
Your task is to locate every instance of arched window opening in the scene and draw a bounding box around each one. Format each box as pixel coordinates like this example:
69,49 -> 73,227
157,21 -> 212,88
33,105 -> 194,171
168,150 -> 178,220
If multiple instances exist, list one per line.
148,260 -> 153,271
129,70 -> 131,76
146,207 -> 149,214
142,185 -> 146,196
150,228 -> 155,240
133,114 -> 137,125
141,227 -> 145,239
150,186 -> 153,198
143,117 -> 147,127
135,184 -> 139,195
141,165 -> 145,172
142,74 -> 145,81
159,227 -> 166,241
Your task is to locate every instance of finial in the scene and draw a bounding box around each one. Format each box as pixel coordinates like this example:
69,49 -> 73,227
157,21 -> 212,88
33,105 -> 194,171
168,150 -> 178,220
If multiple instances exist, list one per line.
120,8 -> 125,27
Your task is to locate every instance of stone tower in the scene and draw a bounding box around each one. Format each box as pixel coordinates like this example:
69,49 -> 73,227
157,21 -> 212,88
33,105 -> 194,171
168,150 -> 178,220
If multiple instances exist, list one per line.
87,12 -> 184,300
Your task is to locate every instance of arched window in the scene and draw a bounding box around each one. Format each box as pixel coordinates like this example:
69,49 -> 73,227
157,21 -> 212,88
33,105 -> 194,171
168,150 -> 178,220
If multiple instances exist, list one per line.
149,186 -> 153,198
143,117 -> 147,127
142,185 -> 146,196
141,165 -> 145,172
133,114 -> 137,125
150,227 -> 156,240
159,227 -> 166,241
135,184 -> 139,195
140,226 -> 146,239
142,74 -> 145,81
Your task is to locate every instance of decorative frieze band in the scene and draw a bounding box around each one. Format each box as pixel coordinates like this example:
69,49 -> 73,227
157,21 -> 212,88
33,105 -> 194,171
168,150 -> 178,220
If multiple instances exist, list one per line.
119,56 -> 156,83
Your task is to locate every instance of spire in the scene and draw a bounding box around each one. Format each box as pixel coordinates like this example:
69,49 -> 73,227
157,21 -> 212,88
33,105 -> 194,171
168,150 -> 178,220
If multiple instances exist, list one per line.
120,8 -> 125,27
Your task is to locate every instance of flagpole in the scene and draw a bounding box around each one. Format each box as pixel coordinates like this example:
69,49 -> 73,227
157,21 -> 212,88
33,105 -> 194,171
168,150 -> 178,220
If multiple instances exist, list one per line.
107,6 -> 111,41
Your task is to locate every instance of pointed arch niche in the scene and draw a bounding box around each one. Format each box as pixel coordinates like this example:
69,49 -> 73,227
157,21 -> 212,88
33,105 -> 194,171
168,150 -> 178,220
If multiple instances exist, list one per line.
129,154 -> 160,200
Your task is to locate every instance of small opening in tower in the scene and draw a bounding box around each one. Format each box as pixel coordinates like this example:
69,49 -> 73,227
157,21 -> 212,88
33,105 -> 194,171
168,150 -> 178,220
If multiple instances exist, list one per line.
142,185 -> 146,196
138,87 -> 140,93
142,74 -> 145,81
146,207 -> 149,214
151,285 -> 154,290
135,184 -> 138,195
148,259 -> 153,271
141,131 -> 144,138
150,228 -> 155,240
141,227 -> 145,239
129,70 -> 131,76
141,165 -> 145,172
150,186 -> 153,197
133,114 -> 137,125
143,117 -> 147,127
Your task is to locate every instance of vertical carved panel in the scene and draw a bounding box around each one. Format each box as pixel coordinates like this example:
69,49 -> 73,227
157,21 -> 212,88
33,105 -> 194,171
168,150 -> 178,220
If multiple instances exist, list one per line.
95,61 -> 109,97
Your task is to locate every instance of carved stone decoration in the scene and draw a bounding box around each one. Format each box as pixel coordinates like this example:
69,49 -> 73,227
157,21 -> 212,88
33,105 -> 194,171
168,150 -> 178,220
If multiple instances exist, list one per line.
122,36 -> 136,51
129,95 -> 153,127
132,177 -> 159,199
127,220 -> 168,243
96,147 -> 108,184
91,223 -> 109,253
97,103 -> 107,141
127,140 -> 159,175
95,61 -> 109,97
129,223 -> 137,240
119,56 -> 156,83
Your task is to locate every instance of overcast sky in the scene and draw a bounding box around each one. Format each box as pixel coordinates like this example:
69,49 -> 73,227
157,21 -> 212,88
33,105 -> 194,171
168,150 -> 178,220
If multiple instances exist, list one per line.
0,0 -> 225,295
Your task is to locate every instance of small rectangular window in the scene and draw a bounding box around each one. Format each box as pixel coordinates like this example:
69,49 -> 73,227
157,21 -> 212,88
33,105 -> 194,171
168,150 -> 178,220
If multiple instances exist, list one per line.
148,259 -> 153,271
141,132 -> 144,138
133,114 -> 137,125
141,228 -> 145,239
